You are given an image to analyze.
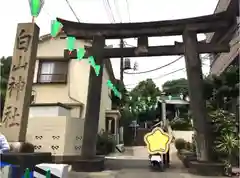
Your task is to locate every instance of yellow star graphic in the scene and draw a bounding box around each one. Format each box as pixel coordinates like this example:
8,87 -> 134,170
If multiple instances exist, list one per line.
144,127 -> 172,154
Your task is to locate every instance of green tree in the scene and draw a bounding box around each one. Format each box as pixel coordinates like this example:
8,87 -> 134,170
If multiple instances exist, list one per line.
204,65 -> 239,109
0,56 -> 12,117
128,79 -> 161,122
162,78 -> 188,96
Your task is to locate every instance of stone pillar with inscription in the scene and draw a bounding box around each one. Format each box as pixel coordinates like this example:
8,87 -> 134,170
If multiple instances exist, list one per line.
0,23 -> 39,142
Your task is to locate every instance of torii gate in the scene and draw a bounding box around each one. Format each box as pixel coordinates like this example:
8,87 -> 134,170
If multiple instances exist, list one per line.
57,6 -> 236,165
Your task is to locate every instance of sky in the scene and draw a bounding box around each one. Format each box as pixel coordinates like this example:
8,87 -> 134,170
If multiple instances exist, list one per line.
0,0 -> 219,90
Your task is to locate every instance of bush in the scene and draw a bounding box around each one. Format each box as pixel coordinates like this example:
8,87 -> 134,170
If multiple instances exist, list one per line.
209,109 -> 239,162
9,142 -> 34,153
96,130 -> 115,155
170,117 -> 192,131
175,138 -> 186,150
19,142 -> 35,153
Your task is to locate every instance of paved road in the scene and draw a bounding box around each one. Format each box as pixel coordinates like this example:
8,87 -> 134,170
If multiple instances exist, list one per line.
69,168 -> 227,178
68,146 -> 227,178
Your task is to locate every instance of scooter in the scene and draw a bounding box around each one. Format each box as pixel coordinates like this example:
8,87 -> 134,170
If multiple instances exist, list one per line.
148,153 -> 164,171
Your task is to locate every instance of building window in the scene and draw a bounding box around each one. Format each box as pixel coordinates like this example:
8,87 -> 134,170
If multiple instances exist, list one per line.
37,61 -> 68,83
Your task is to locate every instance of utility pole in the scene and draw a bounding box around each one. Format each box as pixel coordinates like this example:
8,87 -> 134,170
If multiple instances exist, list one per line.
120,38 -> 124,82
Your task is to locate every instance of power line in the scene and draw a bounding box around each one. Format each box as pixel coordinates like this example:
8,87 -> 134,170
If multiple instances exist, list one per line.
65,0 -> 81,22
124,56 -> 183,74
113,0 -> 122,22
125,68 -> 186,87
125,55 -> 210,87
125,0 -> 131,22
103,0 -> 115,23
104,0 -> 116,22
124,42 -> 135,47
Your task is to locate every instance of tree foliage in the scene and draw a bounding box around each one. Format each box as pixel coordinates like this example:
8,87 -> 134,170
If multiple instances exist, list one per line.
126,79 -> 161,122
162,78 -> 188,96
0,56 -> 12,117
0,56 -> 12,95
204,65 -> 239,109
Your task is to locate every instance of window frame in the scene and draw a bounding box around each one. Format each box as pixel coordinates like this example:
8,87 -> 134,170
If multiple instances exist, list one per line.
37,58 -> 69,84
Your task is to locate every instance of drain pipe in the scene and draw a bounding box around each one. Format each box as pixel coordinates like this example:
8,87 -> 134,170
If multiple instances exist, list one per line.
67,59 -> 83,118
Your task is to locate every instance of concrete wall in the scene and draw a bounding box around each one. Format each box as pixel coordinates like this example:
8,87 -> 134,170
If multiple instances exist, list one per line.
206,0 -> 239,75
210,32 -> 239,75
206,0 -> 232,42
99,65 -> 112,131
172,130 -> 194,142
26,116 -> 84,156
29,106 -> 70,117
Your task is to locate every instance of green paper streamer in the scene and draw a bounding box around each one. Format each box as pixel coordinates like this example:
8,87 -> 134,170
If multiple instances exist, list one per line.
88,56 -> 95,66
31,0 -> 40,17
77,48 -> 85,60
67,37 -> 76,52
24,168 -> 30,178
107,80 -> 113,88
51,20 -> 62,38
46,169 -> 51,178
94,65 -> 100,76
106,80 -> 121,99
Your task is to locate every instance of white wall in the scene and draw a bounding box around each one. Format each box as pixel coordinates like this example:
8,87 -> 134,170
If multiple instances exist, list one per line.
98,65 -> 112,131
29,106 -> 70,118
172,130 -> 194,142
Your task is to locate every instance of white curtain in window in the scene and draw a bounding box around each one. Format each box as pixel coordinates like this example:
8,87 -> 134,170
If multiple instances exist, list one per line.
40,62 -> 55,82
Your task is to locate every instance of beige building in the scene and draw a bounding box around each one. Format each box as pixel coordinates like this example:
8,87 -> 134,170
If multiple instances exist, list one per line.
26,33 -> 121,156
206,0 -> 239,75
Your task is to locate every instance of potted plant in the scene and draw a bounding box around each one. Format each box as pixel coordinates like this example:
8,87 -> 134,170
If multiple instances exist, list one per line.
214,133 -> 239,176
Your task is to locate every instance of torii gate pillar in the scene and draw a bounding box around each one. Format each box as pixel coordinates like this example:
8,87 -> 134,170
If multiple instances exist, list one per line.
183,30 -> 210,161
81,36 -> 105,159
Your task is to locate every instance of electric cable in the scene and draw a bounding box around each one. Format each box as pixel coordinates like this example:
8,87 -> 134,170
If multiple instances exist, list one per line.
124,42 -> 135,47
103,0 -> 115,23
65,0 -> 81,22
124,56 -> 183,74
125,0 -> 131,22
125,55 -> 210,87
104,0 -> 116,22
125,68 -> 186,88
113,0 -> 122,22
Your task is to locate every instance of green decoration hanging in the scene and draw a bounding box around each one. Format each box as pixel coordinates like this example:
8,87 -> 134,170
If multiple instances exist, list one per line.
77,48 -> 85,60
107,80 -> 113,88
24,168 -> 30,178
67,37 -> 76,53
46,169 -> 51,178
29,0 -> 44,22
94,65 -> 100,76
51,20 -> 62,38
